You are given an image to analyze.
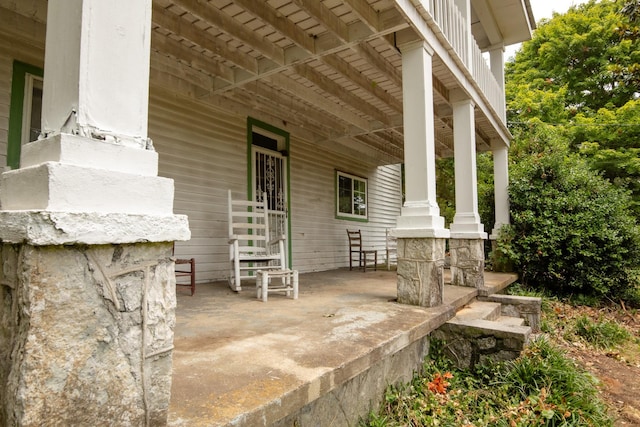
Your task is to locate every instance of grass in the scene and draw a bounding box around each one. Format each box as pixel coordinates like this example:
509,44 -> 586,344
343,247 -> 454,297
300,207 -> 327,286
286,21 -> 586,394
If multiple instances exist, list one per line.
363,338 -> 613,427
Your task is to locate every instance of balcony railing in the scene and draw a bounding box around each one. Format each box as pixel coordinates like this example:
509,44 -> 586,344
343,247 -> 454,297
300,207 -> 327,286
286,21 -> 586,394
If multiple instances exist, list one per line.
419,0 -> 506,123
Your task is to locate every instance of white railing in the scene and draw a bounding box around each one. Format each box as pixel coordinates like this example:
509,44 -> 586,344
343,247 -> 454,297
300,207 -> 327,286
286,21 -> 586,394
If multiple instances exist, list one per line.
420,0 -> 506,123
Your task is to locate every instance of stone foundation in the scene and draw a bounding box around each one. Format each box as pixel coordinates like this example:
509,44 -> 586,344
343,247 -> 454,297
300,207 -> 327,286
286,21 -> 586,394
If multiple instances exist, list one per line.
396,238 -> 446,307
449,238 -> 485,288
0,242 -> 176,426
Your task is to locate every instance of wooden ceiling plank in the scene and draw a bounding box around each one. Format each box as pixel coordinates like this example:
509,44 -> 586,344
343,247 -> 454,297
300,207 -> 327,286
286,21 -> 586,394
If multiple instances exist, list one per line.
290,0 -> 350,43
321,53 -> 402,113
152,4 -> 259,74
343,0 -> 380,33
294,63 -> 395,127
151,32 -> 235,83
233,0 -> 316,53
172,0 -> 285,65
267,73 -> 372,131
354,41 -> 402,88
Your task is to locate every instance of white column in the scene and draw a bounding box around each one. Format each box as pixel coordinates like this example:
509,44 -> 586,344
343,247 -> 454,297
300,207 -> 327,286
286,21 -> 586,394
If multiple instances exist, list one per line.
395,41 -> 448,239
0,0 -> 189,243
489,46 -> 506,122
490,141 -> 510,239
42,0 -> 151,147
449,91 -> 486,239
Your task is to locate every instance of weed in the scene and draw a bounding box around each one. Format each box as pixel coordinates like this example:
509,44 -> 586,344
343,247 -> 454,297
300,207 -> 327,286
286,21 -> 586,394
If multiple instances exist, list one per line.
571,315 -> 631,349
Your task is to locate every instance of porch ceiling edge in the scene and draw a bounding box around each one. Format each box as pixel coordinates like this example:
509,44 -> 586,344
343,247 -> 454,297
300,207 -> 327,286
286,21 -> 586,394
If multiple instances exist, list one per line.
0,211 -> 190,245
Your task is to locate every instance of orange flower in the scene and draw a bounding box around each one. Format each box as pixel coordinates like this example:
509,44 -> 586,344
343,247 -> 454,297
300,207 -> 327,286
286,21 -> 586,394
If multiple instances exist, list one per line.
427,372 -> 453,394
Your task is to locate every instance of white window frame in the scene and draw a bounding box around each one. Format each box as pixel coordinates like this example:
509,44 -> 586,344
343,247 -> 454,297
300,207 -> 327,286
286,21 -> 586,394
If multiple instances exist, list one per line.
21,73 -> 43,145
336,170 -> 368,221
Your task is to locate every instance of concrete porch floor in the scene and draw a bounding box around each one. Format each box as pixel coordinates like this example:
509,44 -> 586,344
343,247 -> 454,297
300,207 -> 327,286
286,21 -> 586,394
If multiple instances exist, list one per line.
168,268 -> 518,427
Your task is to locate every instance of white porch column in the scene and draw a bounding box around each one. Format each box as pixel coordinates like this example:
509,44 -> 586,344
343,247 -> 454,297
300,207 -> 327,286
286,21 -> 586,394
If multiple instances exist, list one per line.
449,91 -> 485,239
393,41 -> 448,308
395,41 -> 447,237
490,140 -> 511,239
0,1 -> 189,425
449,91 -> 486,288
489,46 -> 506,122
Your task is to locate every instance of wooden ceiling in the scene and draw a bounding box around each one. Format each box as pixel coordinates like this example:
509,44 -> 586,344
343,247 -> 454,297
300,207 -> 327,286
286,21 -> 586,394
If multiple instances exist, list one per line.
0,0 -> 510,165
149,0 -> 508,164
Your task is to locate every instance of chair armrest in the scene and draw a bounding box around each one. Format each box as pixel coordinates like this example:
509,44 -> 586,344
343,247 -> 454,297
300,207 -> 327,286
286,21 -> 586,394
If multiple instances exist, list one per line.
268,234 -> 287,244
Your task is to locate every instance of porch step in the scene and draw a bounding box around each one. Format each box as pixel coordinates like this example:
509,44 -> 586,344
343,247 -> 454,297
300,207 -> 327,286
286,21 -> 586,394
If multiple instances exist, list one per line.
451,300 -> 502,322
434,299 -> 533,370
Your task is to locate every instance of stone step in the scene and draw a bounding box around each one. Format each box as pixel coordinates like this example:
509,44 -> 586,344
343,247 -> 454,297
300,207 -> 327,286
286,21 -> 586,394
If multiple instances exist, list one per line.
451,300 -> 502,322
496,316 -> 526,327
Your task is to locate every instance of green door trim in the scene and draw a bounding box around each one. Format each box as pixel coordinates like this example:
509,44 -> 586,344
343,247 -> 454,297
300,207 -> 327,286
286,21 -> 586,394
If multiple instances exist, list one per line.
246,117 -> 292,267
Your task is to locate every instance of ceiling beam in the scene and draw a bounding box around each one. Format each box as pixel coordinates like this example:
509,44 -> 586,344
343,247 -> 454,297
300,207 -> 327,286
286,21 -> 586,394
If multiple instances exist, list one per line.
171,0 -> 285,65
266,73 -> 372,131
293,63 -> 398,127
152,4 -> 259,74
151,31 -> 235,84
321,53 -> 402,113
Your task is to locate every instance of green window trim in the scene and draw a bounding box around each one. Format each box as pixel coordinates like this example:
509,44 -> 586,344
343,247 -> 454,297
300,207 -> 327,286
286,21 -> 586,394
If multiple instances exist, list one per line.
335,170 -> 369,222
8,61 -> 44,169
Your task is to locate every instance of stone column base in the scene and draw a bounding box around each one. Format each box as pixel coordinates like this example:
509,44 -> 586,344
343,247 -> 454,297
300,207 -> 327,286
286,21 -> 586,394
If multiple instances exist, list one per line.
396,238 -> 446,307
0,242 -> 176,426
449,238 -> 485,288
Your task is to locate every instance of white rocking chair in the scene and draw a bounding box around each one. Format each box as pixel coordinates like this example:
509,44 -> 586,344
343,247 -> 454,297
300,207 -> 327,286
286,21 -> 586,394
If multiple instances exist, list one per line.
228,190 -> 286,292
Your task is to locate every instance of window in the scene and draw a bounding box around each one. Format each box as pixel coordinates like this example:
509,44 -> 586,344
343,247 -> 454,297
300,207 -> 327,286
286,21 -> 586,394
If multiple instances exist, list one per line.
7,61 -> 44,169
336,171 -> 368,220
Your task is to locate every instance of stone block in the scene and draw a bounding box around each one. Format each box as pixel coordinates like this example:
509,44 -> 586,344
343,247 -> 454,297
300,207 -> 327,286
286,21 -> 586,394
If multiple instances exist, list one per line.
0,242 -> 175,426
396,238 -> 446,307
449,238 -> 485,288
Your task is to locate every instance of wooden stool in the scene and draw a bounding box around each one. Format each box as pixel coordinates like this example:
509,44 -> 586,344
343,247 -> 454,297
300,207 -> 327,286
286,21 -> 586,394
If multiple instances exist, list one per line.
361,250 -> 377,272
256,269 -> 299,302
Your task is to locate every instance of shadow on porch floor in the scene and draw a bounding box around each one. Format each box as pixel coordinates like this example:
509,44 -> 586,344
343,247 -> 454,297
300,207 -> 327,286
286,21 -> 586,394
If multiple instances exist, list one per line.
168,268 -> 517,427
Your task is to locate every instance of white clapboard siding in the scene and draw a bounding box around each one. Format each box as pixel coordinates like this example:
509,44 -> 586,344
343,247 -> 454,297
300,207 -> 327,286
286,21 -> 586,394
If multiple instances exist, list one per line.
0,16 -> 404,283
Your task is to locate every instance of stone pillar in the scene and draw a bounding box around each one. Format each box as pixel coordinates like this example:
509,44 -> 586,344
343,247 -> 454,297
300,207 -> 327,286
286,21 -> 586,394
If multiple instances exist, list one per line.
0,1 -> 190,425
393,40 -> 449,307
490,141 -> 510,240
449,91 -> 487,288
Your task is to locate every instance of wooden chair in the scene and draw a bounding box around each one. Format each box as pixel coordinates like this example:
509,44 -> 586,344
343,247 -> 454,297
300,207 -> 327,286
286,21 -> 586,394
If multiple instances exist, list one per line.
228,190 -> 286,291
347,229 -> 377,272
173,244 -> 195,296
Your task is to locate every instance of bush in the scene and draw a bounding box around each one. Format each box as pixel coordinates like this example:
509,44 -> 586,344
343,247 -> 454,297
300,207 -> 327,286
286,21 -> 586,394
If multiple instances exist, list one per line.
364,338 -> 613,426
494,130 -> 640,300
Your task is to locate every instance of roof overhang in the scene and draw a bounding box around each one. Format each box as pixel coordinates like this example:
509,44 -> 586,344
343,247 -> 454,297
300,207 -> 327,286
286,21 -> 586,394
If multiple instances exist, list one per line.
471,0 -> 536,50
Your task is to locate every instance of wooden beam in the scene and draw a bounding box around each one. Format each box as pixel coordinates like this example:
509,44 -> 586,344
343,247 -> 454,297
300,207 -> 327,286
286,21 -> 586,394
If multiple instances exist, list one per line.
343,0 -> 380,33
294,63 -> 397,127
321,53 -> 402,113
152,4 -> 259,74
232,0 -> 316,54
354,42 -> 402,88
151,31 -> 235,83
290,0 -> 350,43
266,73 -> 372,131
172,0 -> 285,65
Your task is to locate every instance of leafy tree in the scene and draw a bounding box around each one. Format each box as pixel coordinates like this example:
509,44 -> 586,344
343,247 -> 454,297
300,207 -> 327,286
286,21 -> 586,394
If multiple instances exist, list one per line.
506,0 -> 640,213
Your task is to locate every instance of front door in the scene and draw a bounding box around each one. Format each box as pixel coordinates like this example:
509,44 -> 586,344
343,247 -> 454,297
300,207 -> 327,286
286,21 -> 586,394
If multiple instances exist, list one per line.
251,127 -> 290,266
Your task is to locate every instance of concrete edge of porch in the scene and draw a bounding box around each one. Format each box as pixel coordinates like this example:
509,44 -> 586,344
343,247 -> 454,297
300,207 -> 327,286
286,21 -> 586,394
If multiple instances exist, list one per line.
168,270 -> 518,427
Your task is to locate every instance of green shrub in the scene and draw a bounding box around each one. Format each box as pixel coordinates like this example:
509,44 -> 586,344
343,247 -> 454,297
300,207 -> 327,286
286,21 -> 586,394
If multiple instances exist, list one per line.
495,132 -> 640,300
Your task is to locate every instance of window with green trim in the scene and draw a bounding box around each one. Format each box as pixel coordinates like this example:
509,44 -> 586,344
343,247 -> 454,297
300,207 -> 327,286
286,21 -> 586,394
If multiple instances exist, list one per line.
7,61 -> 44,169
336,170 -> 368,220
